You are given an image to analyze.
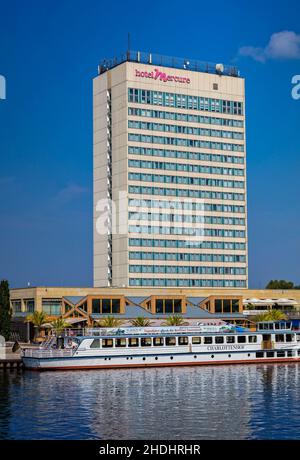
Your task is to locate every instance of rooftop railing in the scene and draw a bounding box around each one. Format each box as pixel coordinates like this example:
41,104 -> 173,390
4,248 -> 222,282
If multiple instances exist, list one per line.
98,50 -> 240,78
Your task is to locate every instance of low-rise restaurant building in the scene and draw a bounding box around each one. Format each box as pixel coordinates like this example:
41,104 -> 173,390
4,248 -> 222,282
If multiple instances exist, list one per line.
9,286 -> 300,341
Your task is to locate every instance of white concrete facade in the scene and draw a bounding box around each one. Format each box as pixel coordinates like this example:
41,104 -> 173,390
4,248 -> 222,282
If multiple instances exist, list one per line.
93,57 -> 248,288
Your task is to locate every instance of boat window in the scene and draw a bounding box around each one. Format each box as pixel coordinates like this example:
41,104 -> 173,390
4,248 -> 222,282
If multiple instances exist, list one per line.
275,323 -> 280,330
178,337 -> 189,345
226,336 -> 235,343
192,337 -> 201,345
248,336 -> 257,343
285,334 -> 294,342
277,351 -> 285,358
237,336 -> 246,343
102,339 -> 113,348
166,337 -> 176,346
204,337 -> 213,344
266,351 -> 274,358
141,338 -> 152,347
287,350 -> 293,357
275,334 -> 285,342
215,336 -> 224,344
90,339 -> 101,349
256,352 -> 264,358
128,338 -> 139,347
116,338 -> 127,347
153,337 -> 164,346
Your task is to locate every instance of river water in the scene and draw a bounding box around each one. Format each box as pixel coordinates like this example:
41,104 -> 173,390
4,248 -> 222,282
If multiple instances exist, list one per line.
0,364 -> 300,439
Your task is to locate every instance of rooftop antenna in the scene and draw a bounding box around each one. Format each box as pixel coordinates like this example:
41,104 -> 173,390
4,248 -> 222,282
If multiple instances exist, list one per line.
127,32 -> 131,60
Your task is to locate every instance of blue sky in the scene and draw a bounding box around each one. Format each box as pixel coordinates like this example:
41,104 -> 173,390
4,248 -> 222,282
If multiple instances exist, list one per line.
0,0 -> 299,288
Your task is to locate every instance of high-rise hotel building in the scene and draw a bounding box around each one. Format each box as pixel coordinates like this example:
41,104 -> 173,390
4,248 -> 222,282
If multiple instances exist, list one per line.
93,51 -> 248,288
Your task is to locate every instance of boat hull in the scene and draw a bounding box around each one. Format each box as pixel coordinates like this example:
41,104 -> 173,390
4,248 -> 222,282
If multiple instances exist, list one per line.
22,350 -> 300,371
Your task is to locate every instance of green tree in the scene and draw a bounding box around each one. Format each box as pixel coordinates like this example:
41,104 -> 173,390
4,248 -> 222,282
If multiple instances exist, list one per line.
50,318 -> 69,336
0,280 -> 12,340
130,317 -> 152,327
266,280 -> 294,289
253,310 -> 287,322
97,316 -> 123,328
26,311 -> 48,340
163,315 -> 188,327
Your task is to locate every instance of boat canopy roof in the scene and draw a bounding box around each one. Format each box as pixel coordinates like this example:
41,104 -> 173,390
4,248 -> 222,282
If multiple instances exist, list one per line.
69,322 -> 294,339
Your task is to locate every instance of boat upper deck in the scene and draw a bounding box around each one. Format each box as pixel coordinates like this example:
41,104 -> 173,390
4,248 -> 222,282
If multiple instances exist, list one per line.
68,321 -> 293,341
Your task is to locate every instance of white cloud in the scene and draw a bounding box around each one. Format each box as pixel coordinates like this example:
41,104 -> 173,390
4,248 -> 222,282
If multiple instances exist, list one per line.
54,183 -> 89,204
239,31 -> 300,63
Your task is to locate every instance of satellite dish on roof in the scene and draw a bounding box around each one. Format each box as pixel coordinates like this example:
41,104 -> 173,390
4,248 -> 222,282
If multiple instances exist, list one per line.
216,63 -> 224,74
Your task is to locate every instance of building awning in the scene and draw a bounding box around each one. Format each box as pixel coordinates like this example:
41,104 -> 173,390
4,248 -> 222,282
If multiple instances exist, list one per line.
64,317 -> 88,325
274,298 -> 296,306
243,298 -> 296,306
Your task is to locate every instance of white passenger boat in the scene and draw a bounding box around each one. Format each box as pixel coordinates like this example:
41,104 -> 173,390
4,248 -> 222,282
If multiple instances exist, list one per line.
22,321 -> 300,371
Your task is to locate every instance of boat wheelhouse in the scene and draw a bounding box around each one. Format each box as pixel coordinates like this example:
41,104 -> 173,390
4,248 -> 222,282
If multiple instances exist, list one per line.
22,321 -> 300,370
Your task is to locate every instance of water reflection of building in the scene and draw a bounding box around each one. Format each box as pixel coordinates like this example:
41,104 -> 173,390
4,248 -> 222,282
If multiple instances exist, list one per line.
2,365 -> 300,439
247,364 -> 300,439
74,366 -> 256,439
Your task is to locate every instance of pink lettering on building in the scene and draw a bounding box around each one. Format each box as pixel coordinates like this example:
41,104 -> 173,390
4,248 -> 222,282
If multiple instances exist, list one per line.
135,69 -> 190,84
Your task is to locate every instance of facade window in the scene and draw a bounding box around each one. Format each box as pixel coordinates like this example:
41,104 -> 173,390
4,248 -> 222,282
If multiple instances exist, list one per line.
42,299 -> 61,316
128,88 -> 139,103
92,299 -> 100,314
214,298 -> 241,314
128,106 -> 244,128
155,298 -> 182,314
128,88 -> 244,116
91,298 -> 121,314
11,300 -> 22,313
24,299 -> 35,313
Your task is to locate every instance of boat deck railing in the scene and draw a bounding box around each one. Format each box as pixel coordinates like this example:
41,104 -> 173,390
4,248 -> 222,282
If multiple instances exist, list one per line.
22,348 -> 74,359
